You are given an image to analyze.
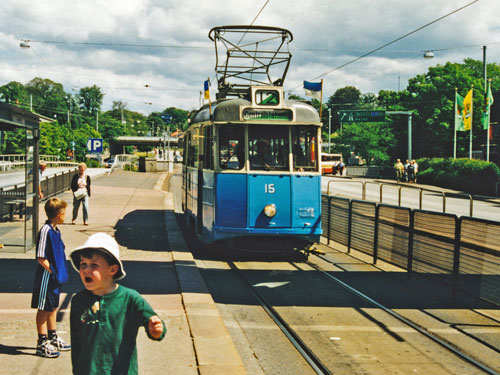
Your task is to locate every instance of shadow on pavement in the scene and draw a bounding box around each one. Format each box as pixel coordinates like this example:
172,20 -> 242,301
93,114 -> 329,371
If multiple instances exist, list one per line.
115,209 -> 170,252
0,344 -> 35,356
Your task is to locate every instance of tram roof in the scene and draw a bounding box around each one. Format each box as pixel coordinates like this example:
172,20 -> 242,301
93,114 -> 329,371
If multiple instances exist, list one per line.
191,98 -> 321,125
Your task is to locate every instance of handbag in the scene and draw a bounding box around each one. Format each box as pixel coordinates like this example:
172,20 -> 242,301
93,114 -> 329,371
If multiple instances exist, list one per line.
74,187 -> 88,200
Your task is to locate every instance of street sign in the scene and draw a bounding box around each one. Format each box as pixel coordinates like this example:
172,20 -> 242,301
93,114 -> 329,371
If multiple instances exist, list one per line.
87,138 -> 103,153
338,110 -> 385,123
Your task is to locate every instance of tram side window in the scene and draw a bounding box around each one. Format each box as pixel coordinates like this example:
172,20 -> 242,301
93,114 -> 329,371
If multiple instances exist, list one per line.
249,125 -> 289,171
218,126 -> 245,170
203,125 -> 214,170
292,126 -> 318,171
187,129 -> 200,168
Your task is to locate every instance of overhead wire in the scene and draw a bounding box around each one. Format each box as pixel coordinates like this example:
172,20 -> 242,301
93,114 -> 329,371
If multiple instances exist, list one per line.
288,0 -> 481,92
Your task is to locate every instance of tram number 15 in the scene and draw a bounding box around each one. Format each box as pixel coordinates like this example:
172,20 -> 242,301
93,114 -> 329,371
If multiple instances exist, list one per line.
265,184 -> 275,194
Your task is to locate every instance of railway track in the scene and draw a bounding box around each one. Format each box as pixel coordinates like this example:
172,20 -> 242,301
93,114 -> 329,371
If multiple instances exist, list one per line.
218,250 -> 500,375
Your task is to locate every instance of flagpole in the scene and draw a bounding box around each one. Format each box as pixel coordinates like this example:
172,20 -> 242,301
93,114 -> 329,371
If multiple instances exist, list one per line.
469,85 -> 473,159
486,80 -> 491,162
454,88 -> 457,159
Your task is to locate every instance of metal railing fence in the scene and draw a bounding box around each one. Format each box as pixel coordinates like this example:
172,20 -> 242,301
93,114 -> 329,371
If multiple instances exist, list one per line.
327,180 -> 478,217
1,167 -> 77,221
322,194 -> 500,306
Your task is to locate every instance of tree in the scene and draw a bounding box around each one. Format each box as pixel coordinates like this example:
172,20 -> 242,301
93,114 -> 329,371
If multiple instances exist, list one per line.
77,85 -> 104,117
25,78 -> 68,119
337,122 -> 395,166
0,81 -> 29,109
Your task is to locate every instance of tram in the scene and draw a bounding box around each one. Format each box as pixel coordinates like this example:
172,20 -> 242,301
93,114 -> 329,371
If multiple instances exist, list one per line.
181,26 -> 322,250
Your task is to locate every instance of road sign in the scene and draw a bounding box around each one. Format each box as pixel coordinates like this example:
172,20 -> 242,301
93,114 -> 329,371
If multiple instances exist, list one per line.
338,110 -> 385,123
87,138 -> 103,153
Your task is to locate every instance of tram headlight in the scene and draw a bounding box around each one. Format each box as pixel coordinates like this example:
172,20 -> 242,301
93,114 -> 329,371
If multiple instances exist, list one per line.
264,204 -> 277,218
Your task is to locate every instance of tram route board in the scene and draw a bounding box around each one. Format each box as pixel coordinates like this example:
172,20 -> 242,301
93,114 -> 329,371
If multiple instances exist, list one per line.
338,110 -> 385,123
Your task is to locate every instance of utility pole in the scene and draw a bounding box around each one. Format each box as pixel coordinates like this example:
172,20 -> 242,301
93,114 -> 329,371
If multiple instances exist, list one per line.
387,111 -> 413,160
328,107 -> 332,153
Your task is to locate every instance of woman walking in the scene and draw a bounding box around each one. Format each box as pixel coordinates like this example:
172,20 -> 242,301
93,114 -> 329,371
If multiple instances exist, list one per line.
71,163 -> 91,225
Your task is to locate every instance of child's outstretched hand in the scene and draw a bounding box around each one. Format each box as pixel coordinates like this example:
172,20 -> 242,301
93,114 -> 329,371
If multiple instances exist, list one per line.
148,315 -> 164,339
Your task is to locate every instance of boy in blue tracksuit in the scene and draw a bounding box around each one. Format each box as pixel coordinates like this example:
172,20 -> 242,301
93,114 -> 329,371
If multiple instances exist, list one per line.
31,197 -> 71,358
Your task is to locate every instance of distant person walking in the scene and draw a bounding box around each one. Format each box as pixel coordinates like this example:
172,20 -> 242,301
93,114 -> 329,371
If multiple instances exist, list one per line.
338,160 -> 345,176
411,159 -> 419,183
71,163 -> 91,225
403,159 -> 410,182
407,160 -> 416,183
394,159 -> 404,182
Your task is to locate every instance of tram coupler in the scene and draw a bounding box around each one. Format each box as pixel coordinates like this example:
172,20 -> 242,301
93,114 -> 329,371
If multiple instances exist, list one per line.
303,245 -> 325,256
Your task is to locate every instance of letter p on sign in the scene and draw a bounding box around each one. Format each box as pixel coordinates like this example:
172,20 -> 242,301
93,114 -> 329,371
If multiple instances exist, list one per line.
87,138 -> 103,153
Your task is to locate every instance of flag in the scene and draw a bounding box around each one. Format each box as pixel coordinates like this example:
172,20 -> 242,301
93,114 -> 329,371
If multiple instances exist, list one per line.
303,81 -> 322,100
481,80 -> 494,130
455,91 -> 465,131
463,88 -> 473,131
204,80 -> 210,100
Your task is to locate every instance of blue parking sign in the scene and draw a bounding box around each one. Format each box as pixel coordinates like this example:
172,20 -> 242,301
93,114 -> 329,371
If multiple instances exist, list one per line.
87,138 -> 103,153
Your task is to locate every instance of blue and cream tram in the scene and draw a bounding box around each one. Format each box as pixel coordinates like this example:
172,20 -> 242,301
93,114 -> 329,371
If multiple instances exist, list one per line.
181,86 -> 322,249
181,25 -> 322,250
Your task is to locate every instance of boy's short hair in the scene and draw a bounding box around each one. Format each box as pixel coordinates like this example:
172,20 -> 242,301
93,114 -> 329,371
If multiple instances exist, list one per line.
44,197 -> 67,219
79,248 -> 118,268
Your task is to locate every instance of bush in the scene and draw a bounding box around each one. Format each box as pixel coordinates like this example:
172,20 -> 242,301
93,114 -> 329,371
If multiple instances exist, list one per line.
417,157 -> 500,196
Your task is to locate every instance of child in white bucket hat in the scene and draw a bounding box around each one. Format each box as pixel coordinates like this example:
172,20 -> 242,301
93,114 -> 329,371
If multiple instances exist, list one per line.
69,233 -> 166,375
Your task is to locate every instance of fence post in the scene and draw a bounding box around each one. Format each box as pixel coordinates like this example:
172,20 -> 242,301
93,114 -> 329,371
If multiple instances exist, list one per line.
347,199 -> 352,253
373,204 -> 379,264
327,196 -> 332,245
407,209 -> 415,277
452,216 -> 462,299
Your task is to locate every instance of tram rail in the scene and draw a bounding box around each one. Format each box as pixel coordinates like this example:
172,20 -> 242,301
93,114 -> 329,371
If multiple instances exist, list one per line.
305,253 -> 500,375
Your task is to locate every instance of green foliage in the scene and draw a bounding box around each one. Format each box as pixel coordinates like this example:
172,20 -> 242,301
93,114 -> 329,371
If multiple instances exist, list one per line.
39,121 -> 70,160
337,122 -> 395,166
417,157 -> 500,195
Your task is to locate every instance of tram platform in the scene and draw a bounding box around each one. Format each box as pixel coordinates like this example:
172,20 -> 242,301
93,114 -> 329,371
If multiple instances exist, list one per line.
0,170 -> 245,375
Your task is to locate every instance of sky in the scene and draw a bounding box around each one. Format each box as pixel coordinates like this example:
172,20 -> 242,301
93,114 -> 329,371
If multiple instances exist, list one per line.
1,0 -> 499,115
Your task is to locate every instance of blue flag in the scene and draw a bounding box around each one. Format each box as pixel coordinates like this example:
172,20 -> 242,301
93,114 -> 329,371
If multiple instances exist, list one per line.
204,80 -> 210,100
303,81 -> 322,99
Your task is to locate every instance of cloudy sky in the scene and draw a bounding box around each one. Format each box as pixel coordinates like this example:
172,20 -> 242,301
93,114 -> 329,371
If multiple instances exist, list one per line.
1,0 -> 499,114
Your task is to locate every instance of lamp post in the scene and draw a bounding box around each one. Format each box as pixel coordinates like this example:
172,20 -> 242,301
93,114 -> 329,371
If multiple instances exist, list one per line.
328,107 -> 332,153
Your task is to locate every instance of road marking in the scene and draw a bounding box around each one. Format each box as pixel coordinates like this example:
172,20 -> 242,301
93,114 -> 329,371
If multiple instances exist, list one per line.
253,281 -> 290,288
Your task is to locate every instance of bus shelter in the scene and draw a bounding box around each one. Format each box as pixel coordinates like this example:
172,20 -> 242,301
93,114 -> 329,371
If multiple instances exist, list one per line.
0,102 -> 41,253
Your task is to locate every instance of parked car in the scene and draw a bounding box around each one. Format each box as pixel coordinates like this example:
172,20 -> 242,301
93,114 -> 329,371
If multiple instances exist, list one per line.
104,157 -> 115,168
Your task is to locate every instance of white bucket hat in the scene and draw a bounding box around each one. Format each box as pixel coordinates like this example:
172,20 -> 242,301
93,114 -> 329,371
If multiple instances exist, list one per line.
70,233 -> 126,280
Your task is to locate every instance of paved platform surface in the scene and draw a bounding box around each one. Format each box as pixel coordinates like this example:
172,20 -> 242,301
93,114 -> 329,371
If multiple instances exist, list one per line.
0,170 -> 245,375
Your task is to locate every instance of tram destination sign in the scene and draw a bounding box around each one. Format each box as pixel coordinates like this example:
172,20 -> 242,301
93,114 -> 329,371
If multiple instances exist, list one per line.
338,110 -> 385,123
242,108 -> 293,121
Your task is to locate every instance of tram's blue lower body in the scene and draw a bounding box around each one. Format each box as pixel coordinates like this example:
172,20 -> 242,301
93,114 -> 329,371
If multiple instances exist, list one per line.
184,170 -> 322,247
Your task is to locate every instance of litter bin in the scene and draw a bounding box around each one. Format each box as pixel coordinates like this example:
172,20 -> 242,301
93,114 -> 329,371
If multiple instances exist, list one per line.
138,156 -> 146,172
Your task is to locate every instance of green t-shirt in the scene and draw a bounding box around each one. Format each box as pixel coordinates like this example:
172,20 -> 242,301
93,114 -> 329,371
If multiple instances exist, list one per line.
70,285 -> 166,375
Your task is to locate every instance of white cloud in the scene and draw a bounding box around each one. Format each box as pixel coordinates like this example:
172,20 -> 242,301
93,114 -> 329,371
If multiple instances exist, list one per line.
1,0 -> 499,114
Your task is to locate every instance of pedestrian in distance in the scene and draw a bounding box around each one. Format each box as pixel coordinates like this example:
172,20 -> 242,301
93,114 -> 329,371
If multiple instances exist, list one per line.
69,233 -> 166,375
407,160 -> 416,183
412,159 -> 419,183
403,159 -> 410,182
394,159 -> 404,183
71,163 -> 91,225
338,160 -> 345,176
31,197 -> 71,358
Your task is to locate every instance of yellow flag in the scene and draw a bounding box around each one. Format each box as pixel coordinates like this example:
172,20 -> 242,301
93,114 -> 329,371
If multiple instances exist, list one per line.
463,89 -> 473,131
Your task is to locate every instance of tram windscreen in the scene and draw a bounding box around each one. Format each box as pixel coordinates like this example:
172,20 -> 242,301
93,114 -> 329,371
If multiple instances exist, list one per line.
249,125 -> 289,171
292,126 -> 318,171
218,126 -> 245,170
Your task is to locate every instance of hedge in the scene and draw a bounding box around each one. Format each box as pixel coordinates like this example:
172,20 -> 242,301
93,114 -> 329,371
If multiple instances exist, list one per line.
417,157 -> 500,196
